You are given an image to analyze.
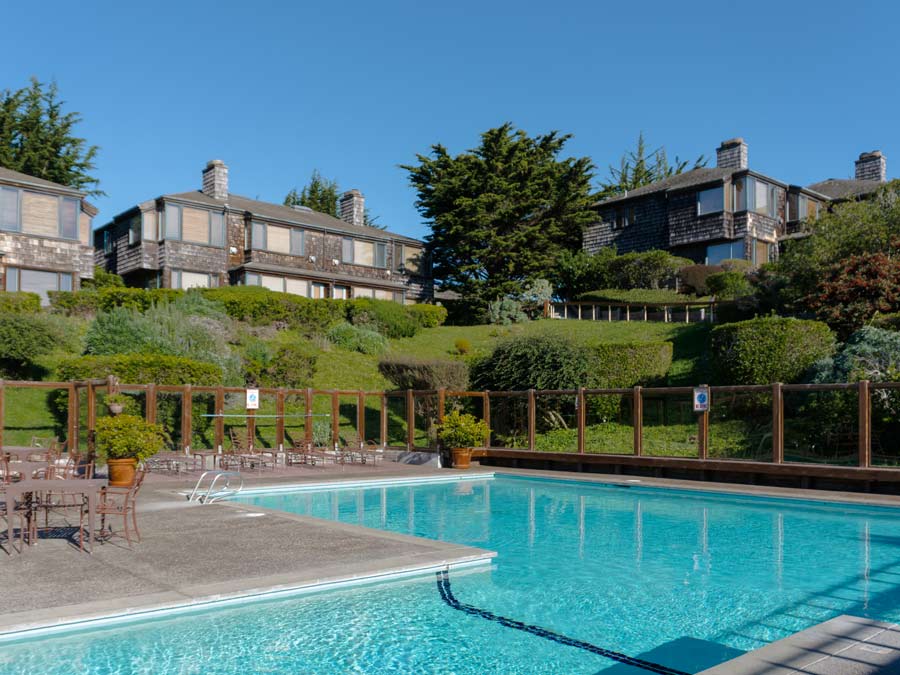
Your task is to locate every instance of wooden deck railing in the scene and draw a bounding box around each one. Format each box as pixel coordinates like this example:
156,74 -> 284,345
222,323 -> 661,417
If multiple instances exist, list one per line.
3,378 -> 900,481
544,300 -> 718,323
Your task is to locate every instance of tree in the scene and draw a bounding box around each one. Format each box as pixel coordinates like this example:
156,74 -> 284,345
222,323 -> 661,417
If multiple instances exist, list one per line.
402,123 -> 596,307
284,169 -> 339,217
597,132 -> 706,201
0,78 -> 101,196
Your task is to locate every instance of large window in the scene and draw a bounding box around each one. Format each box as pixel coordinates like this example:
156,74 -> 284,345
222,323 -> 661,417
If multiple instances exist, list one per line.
612,206 -> 634,230
210,212 -> 225,247
341,238 -> 354,263
374,242 -> 387,268
333,285 -> 350,300
798,195 -> 818,221
172,270 -> 214,289
706,240 -> 744,265
697,186 -> 724,216
59,198 -> 79,239
128,215 -> 141,245
741,177 -> 778,218
163,204 -> 182,240
6,267 -> 73,304
0,187 -> 19,231
251,221 -> 266,250
290,228 -> 305,256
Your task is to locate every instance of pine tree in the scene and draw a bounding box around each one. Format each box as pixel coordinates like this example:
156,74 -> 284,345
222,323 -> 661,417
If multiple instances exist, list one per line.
597,132 -> 705,201
0,78 -> 101,196
283,169 -> 339,217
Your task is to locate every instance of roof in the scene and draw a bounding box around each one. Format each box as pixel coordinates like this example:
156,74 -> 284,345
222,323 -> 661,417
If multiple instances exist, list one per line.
596,167 -> 735,206
239,261 -> 413,289
805,179 -> 883,201
0,165 -> 85,197
164,190 -> 423,244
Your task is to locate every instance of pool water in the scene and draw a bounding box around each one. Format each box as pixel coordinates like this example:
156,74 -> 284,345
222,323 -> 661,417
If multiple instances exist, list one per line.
4,475 -> 900,674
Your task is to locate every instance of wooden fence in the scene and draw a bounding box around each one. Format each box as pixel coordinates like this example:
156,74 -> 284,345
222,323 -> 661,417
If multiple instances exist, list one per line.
4,379 -> 900,480
544,300 -> 717,323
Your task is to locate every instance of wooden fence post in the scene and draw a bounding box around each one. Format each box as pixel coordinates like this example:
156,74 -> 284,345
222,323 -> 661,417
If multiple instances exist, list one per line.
87,382 -> 97,455
146,384 -> 157,425
859,380 -> 871,468
528,389 -> 536,451
69,382 -> 79,452
575,387 -> 587,455
437,388 -> 446,424
182,384 -> 192,451
214,386 -> 223,450
276,389 -> 286,451
633,386 -> 643,456
380,393 -> 387,446
772,382 -> 784,463
406,389 -> 415,450
698,386 -> 709,460
305,388 -> 313,446
0,380 -> 5,451
357,390 -> 365,445
483,391 -> 491,448
332,390 -> 340,448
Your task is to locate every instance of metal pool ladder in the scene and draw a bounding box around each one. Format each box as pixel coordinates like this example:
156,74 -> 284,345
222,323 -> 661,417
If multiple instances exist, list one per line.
188,471 -> 244,504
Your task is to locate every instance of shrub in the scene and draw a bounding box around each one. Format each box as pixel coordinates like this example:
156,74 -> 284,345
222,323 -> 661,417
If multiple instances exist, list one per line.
710,316 -> 835,385
0,291 -> 41,314
56,354 -> 222,385
872,312 -> 900,331
437,410 -> 489,448
453,338 -> 472,355
202,286 -> 345,333
588,342 -> 673,388
407,303 -> 448,328
95,414 -> 167,463
48,290 -> 101,317
679,264 -> 724,295
81,266 -> 125,289
0,313 -> 74,377
327,322 -> 388,355
706,271 -> 753,300
519,279 -> 553,318
720,258 -> 752,273
607,250 -> 692,290
345,298 -> 418,338
244,342 -> 317,388
471,335 -> 592,391
806,252 -> 900,339
579,289 -> 702,304
97,287 -> 183,312
378,357 -> 469,391
486,298 -> 528,325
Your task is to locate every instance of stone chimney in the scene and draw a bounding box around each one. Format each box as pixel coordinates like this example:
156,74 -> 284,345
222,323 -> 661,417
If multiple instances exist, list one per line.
339,189 -> 365,227
855,151 -> 886,182
716,138 -> 748,170
201,159 -> 229,200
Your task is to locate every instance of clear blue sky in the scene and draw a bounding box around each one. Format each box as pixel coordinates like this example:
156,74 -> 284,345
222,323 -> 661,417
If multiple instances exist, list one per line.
1,0 -> 897,240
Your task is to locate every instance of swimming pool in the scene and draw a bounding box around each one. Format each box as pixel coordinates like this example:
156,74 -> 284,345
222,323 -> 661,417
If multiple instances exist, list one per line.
3,474 -> 900,674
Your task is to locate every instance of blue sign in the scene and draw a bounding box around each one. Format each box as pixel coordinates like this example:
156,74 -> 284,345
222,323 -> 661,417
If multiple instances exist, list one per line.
693,387 -> 709,412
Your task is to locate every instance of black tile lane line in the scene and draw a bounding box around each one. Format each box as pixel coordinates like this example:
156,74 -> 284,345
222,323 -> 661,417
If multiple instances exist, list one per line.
436,571 -> 691,675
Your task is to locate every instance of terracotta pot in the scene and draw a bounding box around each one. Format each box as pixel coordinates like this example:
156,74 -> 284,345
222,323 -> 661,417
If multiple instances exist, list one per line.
107,457 -> 137,487
451,447 -> 472,469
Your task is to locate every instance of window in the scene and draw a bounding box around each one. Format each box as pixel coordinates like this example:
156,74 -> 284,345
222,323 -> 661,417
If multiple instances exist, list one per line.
747,178 -> 778,218
341,238 -> 354,263
333,285 -> 350,300
311,282 -> 327,299
733,177 -> 747,211
6,267 -> 73,304
259,274 -> 285,292
614,209 -> 627,230
128,215 -> 141,245
393,242 -> 404,271
163,204 -> 182,240
0,187 -> 20,231
266,225 -> 291,253
374,242 -> 387,269
59,198 -> 79,239
285,277 -> 309,296
797,195 -> 819,221
251,221 -> 266,250
103,230 -> 113,254
290,229 -> 304,256
697,186 -> 724,216
245,273 -> 261,286
142,210 -> 158,240
706,241 -> 744,265
172,270 -> 213,289
209,212 -> 225,247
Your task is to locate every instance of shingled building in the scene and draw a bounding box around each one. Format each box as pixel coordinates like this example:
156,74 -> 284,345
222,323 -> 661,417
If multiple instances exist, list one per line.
584,139 -> 889,265
94,161 -> 432,303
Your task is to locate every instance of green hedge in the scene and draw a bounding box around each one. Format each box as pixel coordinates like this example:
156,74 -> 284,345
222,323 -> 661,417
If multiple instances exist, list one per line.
588,342 -> 673,388
0,291 -> 41,314
378,357 -> 469,391
327,322 -> 387,355
49,288 -> 183,315
710,316 -> 835,385
406,303 -> 448,328
200,286 -> 345,333
578,289 -> 706,304
48,290 -> 100,316
346,297 -> 419,338
56,353 -> 222,385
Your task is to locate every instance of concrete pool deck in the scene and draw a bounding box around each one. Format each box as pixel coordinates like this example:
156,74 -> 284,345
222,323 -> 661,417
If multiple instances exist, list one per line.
0,463 -> 495,636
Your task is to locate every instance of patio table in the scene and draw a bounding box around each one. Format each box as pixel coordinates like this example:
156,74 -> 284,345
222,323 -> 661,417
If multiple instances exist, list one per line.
192,450 -> 219,471
3,446 -> 53,462
4,478 -> 107,554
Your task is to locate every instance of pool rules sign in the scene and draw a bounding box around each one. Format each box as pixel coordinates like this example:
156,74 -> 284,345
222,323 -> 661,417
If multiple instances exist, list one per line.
246,388 -> 260,410
693,386 -> 710,413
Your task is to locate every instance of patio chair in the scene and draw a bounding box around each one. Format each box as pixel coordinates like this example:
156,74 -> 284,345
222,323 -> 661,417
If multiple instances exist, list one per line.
286,440 -> 317,467
91,469 -> 147,547
364,440 -> 386,465
228,428 -> 276,472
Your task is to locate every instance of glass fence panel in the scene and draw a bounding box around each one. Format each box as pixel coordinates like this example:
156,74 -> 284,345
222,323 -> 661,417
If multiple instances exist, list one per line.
783,388 -> 858,465
641,394 -> 699,458
708,389 -> 773,461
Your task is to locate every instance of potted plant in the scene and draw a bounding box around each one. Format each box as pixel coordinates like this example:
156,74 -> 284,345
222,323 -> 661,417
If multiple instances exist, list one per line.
436,410 -> 489,470
105,393 -> 130,416
95,414 -> 168,486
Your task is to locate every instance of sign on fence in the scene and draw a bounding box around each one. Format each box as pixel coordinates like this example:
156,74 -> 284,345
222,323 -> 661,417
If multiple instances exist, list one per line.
246,388 -> 260,410
693,386 -> 709,413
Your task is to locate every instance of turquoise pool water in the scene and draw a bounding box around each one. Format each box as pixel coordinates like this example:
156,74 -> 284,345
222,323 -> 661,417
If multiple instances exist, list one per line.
4,475 -> 900,674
